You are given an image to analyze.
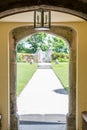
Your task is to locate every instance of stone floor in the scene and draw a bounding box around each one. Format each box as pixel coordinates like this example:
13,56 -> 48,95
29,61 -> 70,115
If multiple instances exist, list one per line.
19,123 -> 66,130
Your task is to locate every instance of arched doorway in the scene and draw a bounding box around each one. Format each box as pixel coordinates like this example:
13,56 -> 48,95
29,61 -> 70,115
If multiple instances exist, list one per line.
16,31 -> 69,115
9,25 -> 77,130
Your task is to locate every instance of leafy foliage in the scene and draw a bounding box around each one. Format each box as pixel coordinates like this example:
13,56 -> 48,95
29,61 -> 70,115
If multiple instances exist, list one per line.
52,37 -> 69,53
17,32 -> 69,54
17,42 -> 25,53
17,53 -> 23,62
51,52 -> 69,61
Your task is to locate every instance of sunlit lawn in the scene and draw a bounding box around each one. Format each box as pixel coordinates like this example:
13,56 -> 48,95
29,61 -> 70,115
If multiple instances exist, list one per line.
17,62 -> 37,95
51,62 -> 69,91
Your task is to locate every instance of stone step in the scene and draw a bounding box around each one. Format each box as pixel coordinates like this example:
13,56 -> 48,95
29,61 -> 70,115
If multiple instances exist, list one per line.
38,65 -> 52,69
19,114 -> 66,124
38,63 -> 52,69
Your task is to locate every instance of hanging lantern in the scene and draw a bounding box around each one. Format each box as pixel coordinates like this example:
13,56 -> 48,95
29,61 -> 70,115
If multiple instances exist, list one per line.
34,9 -> 51,30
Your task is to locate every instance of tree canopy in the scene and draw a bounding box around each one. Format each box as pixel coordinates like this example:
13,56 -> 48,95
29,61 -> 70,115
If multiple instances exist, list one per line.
17,32 -> 69,54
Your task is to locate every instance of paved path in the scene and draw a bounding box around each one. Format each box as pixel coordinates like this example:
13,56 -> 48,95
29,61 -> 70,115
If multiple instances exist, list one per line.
17,64 -> 68,116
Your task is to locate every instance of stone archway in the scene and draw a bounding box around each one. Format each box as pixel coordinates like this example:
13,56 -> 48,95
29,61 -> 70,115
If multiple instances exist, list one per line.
9,25 -> 77,130
0,5 -> 87,20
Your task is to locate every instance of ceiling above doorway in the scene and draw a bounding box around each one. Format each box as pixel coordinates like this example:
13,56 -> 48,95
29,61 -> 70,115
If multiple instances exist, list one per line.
0,11 -> 85,22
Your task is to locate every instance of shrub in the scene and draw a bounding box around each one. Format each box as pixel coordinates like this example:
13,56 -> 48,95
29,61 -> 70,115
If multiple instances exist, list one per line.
51,52 -> 60,60
58,57 -> 69,62
51,52 -> 69,61
17,53 -> 23,62
17,53 -> 36,63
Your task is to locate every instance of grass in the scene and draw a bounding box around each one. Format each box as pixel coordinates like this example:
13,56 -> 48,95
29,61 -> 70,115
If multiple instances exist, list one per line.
51,62 -> 69,91
17,62 -> 37,95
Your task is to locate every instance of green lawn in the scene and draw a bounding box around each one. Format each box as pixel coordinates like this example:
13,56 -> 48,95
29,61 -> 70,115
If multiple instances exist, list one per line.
51,62 -> 69,91
17,62 -> 37,95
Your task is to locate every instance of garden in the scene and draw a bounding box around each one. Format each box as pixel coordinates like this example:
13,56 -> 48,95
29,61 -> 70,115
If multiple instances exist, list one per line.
16,32 -> 69,96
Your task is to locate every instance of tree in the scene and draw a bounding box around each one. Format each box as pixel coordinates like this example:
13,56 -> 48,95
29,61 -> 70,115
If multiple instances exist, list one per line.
26,32 -> 49,52
17,32 -> 69,54
17,42 -> 25,52
52,37 -> 69,53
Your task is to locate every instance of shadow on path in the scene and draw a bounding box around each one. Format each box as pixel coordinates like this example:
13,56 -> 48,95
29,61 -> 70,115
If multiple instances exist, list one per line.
53,89 -> 68,95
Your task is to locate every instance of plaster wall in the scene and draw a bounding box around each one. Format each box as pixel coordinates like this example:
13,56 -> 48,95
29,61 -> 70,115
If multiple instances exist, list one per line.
0,22 -> 87,130
76,22 -> 87,129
